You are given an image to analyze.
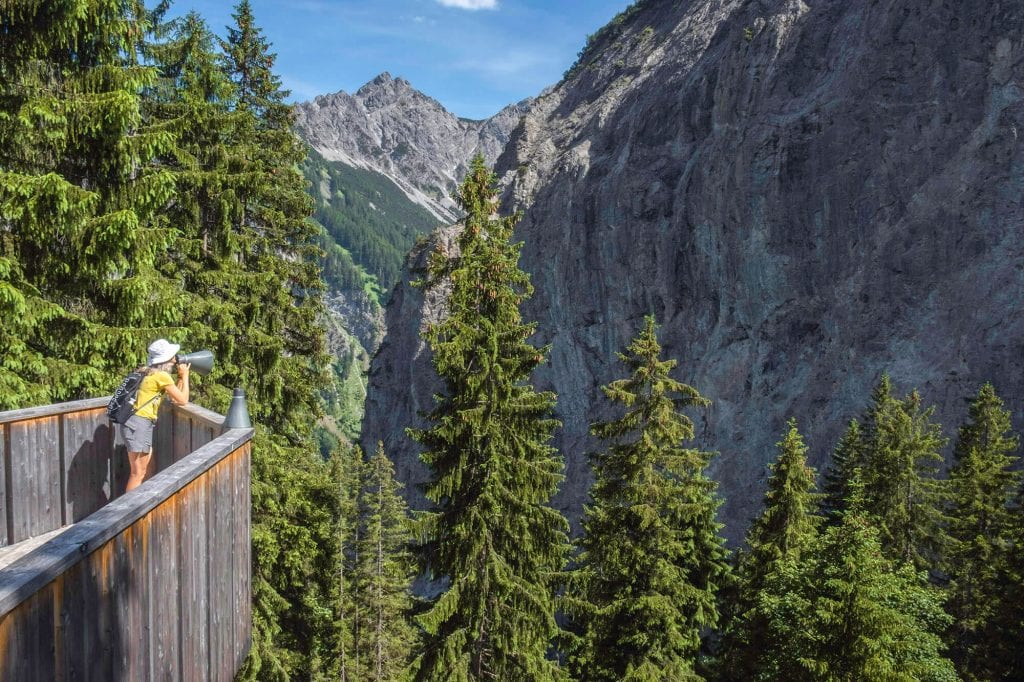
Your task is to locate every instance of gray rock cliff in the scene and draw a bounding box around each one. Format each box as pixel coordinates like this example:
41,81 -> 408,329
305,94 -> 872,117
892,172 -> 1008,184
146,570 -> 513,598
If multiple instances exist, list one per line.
362,0 -> 1024,537
294,73 -> 531,223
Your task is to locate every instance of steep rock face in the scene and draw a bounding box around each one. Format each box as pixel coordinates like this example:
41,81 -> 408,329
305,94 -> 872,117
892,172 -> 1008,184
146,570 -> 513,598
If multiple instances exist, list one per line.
363,0 -> 1024,536
294,73 -> 531,222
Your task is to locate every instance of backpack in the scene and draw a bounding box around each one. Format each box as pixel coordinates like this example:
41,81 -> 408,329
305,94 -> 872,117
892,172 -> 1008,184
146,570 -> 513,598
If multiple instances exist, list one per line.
106,368 -> 159,424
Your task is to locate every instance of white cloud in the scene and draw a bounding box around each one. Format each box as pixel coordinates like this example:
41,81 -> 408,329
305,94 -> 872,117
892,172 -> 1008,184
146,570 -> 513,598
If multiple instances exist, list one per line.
435,0 -> 499,10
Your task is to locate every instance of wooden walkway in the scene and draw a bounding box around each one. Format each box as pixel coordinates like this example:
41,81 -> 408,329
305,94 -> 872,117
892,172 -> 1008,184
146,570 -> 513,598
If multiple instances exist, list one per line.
0,528 -> 70,572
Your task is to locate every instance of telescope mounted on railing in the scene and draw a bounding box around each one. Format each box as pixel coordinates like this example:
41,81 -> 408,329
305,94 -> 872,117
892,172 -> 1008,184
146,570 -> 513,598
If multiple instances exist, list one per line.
176,349 -> 215,376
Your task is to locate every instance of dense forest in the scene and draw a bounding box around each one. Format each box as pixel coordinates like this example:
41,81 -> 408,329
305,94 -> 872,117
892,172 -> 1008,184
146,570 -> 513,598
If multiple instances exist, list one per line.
2,1 -> 1022,681
302,148 -> 439,302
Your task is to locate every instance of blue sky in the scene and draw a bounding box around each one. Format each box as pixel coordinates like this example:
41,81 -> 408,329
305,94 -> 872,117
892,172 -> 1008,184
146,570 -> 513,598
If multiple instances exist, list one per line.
167,0 -> 635,119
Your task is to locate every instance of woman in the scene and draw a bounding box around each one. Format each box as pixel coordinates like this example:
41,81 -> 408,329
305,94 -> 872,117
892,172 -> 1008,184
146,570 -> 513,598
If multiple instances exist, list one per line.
123,338 -> 190,491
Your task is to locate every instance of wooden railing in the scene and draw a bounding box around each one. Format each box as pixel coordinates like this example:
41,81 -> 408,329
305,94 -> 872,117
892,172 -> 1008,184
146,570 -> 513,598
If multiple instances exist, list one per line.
0,399 -> 254,680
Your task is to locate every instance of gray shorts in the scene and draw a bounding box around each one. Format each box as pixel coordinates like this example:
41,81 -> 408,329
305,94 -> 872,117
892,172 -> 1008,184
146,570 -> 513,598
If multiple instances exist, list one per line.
123,414 -> 156,453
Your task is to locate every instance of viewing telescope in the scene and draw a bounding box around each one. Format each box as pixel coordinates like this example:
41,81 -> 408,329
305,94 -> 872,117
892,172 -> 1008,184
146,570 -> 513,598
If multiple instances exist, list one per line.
175,349 -> 215,376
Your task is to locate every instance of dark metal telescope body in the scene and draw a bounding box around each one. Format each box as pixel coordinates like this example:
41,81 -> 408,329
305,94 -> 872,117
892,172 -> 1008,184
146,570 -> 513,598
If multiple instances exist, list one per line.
176,349 -> 215,375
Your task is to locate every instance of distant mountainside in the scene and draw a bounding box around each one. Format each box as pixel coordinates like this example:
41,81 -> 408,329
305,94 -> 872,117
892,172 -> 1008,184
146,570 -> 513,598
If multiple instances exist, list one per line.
363,0 -> 1024,537
299,148 -> 440,452
295,75 -> 530,450
294,72 -> 531,223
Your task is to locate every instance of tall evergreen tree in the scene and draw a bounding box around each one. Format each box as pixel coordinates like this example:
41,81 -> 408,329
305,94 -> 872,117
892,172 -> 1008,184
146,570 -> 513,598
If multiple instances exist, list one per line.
567,315 -> 729,681
329,445 -> 363,682
0,0 -> 180,409
353,443 -> 418,682
945,383 -> 1021,680
407,156 -> 571,681
720,419 -> 821,680
217,0 -> 326,438
861,386 -> 949,570
800,482 -> 957,682
1000,486 -> 1024,679
824,375 -> 949,571
819,420 -> 863,523
819,375 -> 893,523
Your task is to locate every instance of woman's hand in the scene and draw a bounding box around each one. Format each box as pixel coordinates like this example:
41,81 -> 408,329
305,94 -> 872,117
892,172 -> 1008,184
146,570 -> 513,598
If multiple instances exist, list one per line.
166,362 -> 191,405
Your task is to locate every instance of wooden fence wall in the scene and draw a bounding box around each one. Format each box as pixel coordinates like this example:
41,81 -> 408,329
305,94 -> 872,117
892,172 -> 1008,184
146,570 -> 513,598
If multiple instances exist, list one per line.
0,401 -> 253,680
0,398 -> 222,547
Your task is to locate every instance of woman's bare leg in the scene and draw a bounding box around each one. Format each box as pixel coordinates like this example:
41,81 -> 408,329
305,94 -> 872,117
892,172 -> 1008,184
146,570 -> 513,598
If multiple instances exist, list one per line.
126,450 -> 154,491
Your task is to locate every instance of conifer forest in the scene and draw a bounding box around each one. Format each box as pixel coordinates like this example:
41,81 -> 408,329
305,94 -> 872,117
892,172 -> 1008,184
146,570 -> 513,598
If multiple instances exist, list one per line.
1,1 -> 1022,681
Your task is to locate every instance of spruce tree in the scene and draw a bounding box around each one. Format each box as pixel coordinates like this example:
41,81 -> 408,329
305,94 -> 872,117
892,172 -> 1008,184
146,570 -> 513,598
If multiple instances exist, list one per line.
720,419 -> 821,680
1000,487 -> 1024,679
827,375 -> 949,571
353,443 -> 418,682
801,481 -> 957,682
819,420 -> 863,523
329,445 -> 363,682
861,386 -> 949,570
145,5 -> 327,435
567,315 -> 728,681
0,0 -> 180,409
217,0 -> 326,438
407,156 -> 570,681
945,383 -> 1021,680
819,375 -> 893,524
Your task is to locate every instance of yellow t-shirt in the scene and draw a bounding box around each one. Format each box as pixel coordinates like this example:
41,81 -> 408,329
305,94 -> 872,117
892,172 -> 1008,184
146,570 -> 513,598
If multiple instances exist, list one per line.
134,370 -> 174,421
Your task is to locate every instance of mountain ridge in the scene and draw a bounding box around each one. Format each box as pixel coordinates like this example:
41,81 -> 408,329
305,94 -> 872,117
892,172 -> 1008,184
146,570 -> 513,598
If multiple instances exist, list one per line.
294,72 -> 531,223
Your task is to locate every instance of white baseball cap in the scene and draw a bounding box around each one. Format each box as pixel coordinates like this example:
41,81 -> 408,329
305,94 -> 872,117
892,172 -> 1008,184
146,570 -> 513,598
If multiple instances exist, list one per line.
147,338 -> 181,365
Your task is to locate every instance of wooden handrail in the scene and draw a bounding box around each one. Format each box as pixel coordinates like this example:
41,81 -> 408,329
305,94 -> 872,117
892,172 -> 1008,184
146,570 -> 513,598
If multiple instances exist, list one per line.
0,397 -> 224,429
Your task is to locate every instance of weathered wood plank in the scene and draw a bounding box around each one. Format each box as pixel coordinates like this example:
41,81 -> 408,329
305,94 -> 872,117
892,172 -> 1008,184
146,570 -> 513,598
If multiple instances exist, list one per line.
1,423 -> 9,548
0,584 -> 56,681
233,446 -> 252,669
178,475 -> 210,682
61,540 -> 117,682
113,522 -> 151,680
0,527 -> 69,572
0,398 -> 109,426
63,410 -> 116,524
149,498 -> 180,680
241,443 -> 253,665
173,410 -> 192,464
180,403 -> 224,430
207,455 -> 233,682
8,417 -> 62,543
191,419 -> 216,456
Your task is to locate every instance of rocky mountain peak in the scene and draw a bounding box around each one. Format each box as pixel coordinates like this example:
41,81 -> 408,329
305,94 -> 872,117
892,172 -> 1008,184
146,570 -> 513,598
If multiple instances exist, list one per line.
294,73 -> 531,223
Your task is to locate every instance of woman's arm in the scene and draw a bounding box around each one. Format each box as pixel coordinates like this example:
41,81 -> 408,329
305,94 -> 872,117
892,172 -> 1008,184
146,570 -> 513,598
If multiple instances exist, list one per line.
163,363 -> 190,405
